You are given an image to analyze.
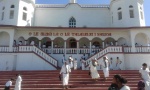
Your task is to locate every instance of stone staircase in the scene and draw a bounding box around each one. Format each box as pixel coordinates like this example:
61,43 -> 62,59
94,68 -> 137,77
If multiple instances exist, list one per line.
0,70 -> 140,90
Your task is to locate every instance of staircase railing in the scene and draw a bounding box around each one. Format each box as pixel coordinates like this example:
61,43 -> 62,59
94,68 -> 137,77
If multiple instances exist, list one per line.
18,45 -> 58,68
85,46 -> 123,66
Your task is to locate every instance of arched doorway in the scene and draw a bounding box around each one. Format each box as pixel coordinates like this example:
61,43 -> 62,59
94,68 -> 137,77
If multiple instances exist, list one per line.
27,37 -> 39,46
18,37 -> 25,45
91,37 -> 102,48
79,37 -> 89,48
104,37 -> 115,47
117,37 -> 127,46
135,33 -> 148,46
53,37 -> 64,48
0,32 -> 10,46
67,38 -> 77,48
41,37 -> 51,48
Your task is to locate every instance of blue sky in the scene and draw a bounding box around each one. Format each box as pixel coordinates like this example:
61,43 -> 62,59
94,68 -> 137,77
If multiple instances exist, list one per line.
36,0 -> 150,26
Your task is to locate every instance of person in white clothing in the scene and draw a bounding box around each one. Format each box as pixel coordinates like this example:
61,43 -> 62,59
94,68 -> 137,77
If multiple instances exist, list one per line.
100,56 -> 109,81
60,62 -> 71,89
30,40 -> 35,45
89,58 -> 100,81
4,78 -> 14,90
115,57 -> 121,70
14,74 -> 22,90
81,59 -> 86,70
110,74 -> 130,90
68,56 -> 73,69
73,58 -> 78,70
139,63 -> 150,90
109,57 -> 113,70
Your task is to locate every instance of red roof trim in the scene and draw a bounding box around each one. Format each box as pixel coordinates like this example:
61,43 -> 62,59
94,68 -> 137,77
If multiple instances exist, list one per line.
0,25 -> 150,30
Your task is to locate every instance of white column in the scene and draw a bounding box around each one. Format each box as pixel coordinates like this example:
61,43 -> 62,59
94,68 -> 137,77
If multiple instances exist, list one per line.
77,40 -> 79,54
102,41 -> 105,48
64,40 -> 66,55
25,40 -> 27,45
115,41 -> 118,46
9,31 -> 14,52
90,41 -> 92,55
130,32 -> 135,52
51,40 -> 54,54
39,40 -> 41,48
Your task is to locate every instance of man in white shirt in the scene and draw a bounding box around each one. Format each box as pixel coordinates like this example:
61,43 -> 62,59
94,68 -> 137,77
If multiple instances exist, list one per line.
139,63 -> 150,90
68,56 -> 73,69
14,74 -> 22,90
115,57 -> 121,70
60,62 -> 71,89
4,78 -> 14,90
100,56 -> 109,81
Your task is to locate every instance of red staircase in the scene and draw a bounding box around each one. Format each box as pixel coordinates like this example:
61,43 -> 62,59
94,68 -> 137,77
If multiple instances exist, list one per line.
0,70 -> 140,90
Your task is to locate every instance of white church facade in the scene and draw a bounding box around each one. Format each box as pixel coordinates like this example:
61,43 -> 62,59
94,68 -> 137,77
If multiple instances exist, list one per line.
0,0 -> 150,71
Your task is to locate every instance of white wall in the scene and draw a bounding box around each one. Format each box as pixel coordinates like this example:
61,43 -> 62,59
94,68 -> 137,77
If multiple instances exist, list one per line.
0,0 -> 19,25
34,4 -> 111,27
17,0 -> 35,26
16,53 -> 56,70
0,53 -> 17,71
0,53 -> 57,71
110,0 -> 145,27
124,54 -> 150,70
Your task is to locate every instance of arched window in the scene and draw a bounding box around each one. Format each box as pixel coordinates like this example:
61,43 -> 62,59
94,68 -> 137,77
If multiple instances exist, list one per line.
129,5 -> 133,8
118,7 -> 121,10
10,5 -> 15,8
117,7 -> 122,20
69,17 -> 76,28
23,7 -> 27,11
10,5 -> 15,19
69,39 -> 77,48
22,7 -> 27,21
129,5 -> 134,18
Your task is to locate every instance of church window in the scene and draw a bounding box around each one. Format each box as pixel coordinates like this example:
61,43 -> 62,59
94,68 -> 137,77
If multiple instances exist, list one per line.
9,10 -> 14,19
118,12 -> 122,20
129,5 -> 134,18
117,7 -> 122,20
140,11 -> 143,19
9,5 -> 15,19
10,5 -> 15,8
23,7 -> 27,11
22,7 -> 27,21
1,12 -> 4,20
69,17 -> 76,28
118,7 -> 121,10
23,12 -> 27,21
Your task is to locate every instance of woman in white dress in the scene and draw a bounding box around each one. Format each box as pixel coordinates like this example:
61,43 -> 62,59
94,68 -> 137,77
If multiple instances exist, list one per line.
89,59 -> 100,81
109,74 -> 130,90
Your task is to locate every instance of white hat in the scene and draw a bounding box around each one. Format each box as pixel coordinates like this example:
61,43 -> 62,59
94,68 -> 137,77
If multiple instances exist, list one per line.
104,56 -> 108,60
94,58 -> 97,60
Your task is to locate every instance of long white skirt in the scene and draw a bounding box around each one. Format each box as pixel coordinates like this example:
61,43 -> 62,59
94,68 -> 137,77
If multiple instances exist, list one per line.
62,74 -> 69,86
90,66 -> 100,79
145,81 -> 150,90
103,67 -> 109,77
14,83 -> 21,90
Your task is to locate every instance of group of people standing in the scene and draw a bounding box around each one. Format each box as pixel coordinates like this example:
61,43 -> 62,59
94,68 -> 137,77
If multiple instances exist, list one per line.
60,54 -> 150,90
4,74 -> 22,90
